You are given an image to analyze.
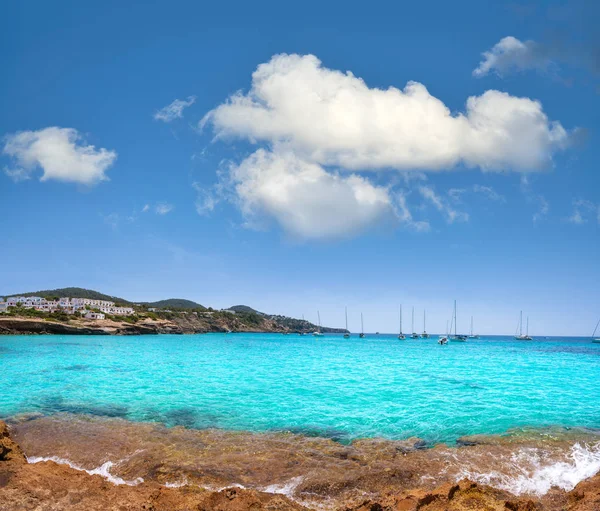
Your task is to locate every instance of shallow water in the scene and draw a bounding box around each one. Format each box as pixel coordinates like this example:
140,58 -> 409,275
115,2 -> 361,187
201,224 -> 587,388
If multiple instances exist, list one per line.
1,333 -> 599,444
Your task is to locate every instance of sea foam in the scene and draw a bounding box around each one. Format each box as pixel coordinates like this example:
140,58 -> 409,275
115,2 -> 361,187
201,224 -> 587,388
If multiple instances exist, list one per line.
458,442 -> 600,496
26,456 -> 144,486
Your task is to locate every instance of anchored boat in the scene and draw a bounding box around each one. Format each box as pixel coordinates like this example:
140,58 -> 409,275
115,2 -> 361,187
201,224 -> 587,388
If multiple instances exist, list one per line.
514,311 -> 532,340
313,311 -> 324,337
398,305 -> 406,340
420,310 -> 430,338
344,307 -> 350,338
411,307 -> 419,339
450,300 -> 467,342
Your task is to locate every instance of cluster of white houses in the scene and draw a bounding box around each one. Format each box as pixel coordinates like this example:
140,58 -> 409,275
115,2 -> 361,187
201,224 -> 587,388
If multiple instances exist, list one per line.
0,296 -> 135,320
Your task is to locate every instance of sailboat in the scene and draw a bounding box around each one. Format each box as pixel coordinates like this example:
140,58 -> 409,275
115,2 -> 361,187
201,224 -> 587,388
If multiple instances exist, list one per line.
591,318 -> 600,343
359,313 -> 365,338
344,307 -> 350,338
514,311 -> 532,340
398,305 -> 406,340
420,310 -> 430,338
410,307 -> 419,339
468,316 -> 479,339
450,300 -> 467,341
313,311 -> 324,337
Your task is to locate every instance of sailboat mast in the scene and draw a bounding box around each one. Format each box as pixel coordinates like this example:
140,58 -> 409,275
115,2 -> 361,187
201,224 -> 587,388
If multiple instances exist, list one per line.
345,307 -> 348,331
593,318 -> 600,339
454,300 -> 457,336
318,311 -> 321,332
423,310 -> 426,332
520,311 -> 523,337
412,307 -> 414,332
361,313 -> 364,334
399,305 -> 402,334
470,316 -> 473,336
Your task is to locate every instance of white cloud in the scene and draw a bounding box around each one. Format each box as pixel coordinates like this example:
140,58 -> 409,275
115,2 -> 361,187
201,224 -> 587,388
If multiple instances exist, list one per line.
472,184 -> 506,202
142,204 -> 150,213
3,127 -> 116,185
396,193 -> 430,232
203,53 -> 569,173
473,36 -> 554,77
154,96 -> 196,122
418,186 -> 469,223
155,203 -> 174,215
226,149 -> 396,240
532,196 -> 549,223
566,199 -> 599,225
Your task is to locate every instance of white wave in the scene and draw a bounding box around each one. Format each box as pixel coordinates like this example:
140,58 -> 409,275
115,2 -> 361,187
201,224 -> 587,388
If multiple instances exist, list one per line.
165,479 -> 188,488
261,476 -> 304,497
27,455 -> 144,486
458,442 -> 600,496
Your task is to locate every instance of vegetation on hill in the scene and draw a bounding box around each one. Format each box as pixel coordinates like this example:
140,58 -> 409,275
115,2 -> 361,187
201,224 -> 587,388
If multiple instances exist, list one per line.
2,287 -> 130,304
141,299 -> 204,310
227,305 -> 263,314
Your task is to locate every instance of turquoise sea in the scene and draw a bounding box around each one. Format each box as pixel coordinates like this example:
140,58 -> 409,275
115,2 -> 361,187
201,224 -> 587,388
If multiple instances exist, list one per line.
1,333 -> 599,444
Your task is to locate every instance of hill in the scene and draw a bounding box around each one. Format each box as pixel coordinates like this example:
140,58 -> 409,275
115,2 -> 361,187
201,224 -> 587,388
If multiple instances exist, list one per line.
2,287 -> 131,304
143,299 -> 204,309
227,305 -> 263,314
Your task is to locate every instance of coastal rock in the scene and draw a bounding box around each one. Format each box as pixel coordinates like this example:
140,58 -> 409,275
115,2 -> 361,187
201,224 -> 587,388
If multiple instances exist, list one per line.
0,421 -> 26,465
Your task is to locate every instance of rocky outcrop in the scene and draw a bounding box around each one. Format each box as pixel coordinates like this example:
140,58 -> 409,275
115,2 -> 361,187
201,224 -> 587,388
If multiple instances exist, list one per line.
2,419 -> 600,511
0,313 -> 322,336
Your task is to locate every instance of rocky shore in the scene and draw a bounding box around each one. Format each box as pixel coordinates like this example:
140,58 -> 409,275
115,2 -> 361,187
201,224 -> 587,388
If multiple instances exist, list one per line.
0,313 -> 340,336
2,415 -> 600,510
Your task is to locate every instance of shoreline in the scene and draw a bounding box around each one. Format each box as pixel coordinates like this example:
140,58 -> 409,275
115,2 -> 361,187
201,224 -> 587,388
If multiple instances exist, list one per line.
0,316 -> 346,336
3,413 -> 600,510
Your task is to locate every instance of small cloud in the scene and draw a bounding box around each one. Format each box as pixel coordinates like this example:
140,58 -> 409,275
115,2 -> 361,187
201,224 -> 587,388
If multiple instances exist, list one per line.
3,166 -> 31,182
3,127 -> 116,185
142,204 -> 150,213
396,193 -> 430,232
154,96 -> 196,123
104,213 -> 120,230
566,199 -> 599,225
473,36 -> 554,78
472,184 -> 506,202
532,196 -> 549,224
418,185 -> 469,223
155,203 -> 174,215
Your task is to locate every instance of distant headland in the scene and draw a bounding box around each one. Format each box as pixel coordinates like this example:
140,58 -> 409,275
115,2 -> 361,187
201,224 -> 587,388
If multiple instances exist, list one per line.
0,287 -> 347,335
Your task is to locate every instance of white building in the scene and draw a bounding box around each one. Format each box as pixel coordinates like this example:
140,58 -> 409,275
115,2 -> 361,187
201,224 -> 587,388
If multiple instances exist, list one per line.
0,302 -> 8,313
1,296 -> 134,316
84,311 -> 105,320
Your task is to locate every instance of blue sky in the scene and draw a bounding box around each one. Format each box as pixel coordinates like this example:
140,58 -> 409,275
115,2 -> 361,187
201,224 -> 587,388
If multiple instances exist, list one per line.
1,0 -> 598,335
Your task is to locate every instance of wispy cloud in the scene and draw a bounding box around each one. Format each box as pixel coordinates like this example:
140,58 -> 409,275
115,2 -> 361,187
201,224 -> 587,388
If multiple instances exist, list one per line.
419,186 -> 469,223
154,96 -> 196,123
155,203 -> 174,215
566,199 -> 599,225
532,196 -> 549,224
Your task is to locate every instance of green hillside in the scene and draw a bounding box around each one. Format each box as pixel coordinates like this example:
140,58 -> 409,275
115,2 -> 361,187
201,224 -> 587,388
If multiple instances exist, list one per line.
2,287 -> 130,304
143,299 -> 204,309
227,305 -> 263,314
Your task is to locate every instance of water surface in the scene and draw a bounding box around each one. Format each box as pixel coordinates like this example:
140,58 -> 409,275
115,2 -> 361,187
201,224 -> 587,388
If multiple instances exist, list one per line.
1,333 -> 599,443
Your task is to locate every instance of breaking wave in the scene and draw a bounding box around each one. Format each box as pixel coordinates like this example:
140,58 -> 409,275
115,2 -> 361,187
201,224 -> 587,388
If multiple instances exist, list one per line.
26,456 -> 144,486
458,442 -> 600,496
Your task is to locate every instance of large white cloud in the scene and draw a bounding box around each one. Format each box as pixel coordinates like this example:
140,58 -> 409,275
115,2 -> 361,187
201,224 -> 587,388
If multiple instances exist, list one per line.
473,36 -> 553,78
3,127 -> 116,185
203,53 -> 569,172
228,149 -> 395,240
